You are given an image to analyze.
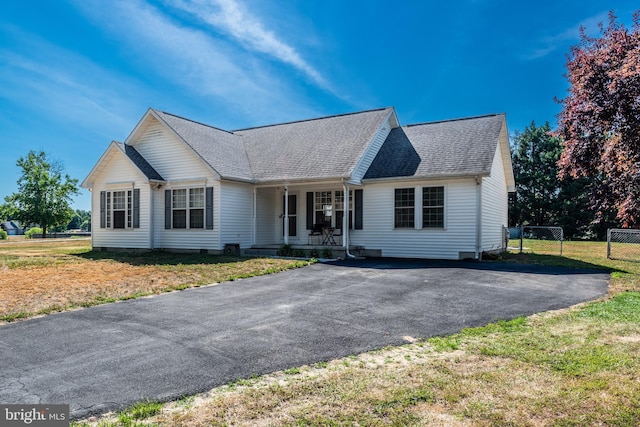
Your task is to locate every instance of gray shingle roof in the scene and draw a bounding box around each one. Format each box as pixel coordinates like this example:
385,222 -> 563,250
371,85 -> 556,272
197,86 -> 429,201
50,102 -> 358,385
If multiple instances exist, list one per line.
115,142 -> 164,181
365,114 -> 505,180
154,110 -> 253,181
234,108 -> 393,182
126,108 -> 507,185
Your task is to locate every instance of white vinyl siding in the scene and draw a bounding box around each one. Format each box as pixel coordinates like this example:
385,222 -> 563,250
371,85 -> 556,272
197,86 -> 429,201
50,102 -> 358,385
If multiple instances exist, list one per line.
351,180 -> 477,259
152,183 -> 220,250
90,153 -> 150,249
220,182 -> 254,248
128,117 -> 220,250
132,116 -> 218,182
481,139 -> 509,252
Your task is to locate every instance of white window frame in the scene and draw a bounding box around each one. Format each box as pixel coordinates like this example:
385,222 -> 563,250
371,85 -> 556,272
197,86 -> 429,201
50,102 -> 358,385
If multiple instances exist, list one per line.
171,187 -> 205,229
422,186 -> 445,229
394,187 -> 415,228
105,189 -> 132,229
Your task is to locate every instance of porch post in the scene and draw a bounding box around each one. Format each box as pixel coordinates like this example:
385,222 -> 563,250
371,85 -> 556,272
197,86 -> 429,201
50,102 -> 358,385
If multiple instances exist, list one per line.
284,186 -> 289,245
343,182 -> 349,248
252,188 -> 257,246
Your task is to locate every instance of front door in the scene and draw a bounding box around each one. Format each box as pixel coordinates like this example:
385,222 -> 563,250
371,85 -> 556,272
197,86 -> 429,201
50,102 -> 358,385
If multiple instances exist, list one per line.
282,194 -> 297,237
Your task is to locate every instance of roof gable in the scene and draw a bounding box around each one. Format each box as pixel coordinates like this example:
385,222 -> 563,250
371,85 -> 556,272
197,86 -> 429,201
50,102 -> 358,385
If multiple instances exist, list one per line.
81,141 -> 164,188
115,142 -> 164,181
365,114 -> 508,180
152,110 -> 252,181
235,108 -> 394,182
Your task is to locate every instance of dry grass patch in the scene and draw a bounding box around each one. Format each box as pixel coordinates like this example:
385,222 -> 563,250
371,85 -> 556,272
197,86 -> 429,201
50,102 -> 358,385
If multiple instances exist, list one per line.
0,238 -> 311,322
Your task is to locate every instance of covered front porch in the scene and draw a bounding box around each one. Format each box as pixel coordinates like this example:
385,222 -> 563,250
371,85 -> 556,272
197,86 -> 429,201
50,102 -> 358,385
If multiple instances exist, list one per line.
251,182 -> 363,249
241,181 -> 381,257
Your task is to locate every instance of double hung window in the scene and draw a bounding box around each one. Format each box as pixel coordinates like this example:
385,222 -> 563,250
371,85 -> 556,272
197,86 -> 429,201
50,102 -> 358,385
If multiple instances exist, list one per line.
334,190 -> 353,229
394,188 -> 415,228
102,190 -> 134,229
423,187 -> 444,228
171,188 -> 204,229
314,191 -> 332,226
393,186 -> 445,229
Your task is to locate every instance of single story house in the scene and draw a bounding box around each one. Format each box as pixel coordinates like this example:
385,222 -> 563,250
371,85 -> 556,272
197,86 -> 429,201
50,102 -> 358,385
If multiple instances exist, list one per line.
81,106 -> 514,260
1,221 -> 23,236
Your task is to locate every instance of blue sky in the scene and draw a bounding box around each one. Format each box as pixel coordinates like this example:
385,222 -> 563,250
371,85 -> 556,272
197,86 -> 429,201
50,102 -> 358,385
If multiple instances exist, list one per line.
0,1 -> 636,211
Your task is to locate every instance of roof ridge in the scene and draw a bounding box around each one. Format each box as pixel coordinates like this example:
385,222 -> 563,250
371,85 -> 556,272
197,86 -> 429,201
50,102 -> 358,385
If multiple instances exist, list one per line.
232,107 -> 392,132
404,113 -> 504,127
155,110 -> 236,135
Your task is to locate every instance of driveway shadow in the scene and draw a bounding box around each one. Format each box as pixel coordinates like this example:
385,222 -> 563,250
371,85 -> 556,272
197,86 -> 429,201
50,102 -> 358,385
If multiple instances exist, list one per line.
328,256 -> 614,276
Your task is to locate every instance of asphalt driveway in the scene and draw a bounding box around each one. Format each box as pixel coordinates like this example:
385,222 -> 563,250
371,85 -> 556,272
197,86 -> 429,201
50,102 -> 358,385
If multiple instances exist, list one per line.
0,259 -> 609,419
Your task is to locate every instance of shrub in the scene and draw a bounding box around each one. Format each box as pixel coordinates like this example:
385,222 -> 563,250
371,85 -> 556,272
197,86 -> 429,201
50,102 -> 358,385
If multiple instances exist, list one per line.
0,229 -> 7,240
309,248 -> 320,258
277,244 -> 294,257
25,227 -> 43,239
293,248 -> 306,258
322,247 -> 333,258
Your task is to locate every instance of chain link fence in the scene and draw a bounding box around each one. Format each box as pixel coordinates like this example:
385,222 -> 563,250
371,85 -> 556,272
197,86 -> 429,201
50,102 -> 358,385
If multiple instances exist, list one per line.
607,229 -> 640,261
507,225 -> 564,255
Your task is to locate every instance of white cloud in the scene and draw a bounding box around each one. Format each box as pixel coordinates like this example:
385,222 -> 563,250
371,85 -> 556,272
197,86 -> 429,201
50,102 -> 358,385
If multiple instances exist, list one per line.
521,11 -> 609,60
70,0 -> 326,123
164,0 -> 331,90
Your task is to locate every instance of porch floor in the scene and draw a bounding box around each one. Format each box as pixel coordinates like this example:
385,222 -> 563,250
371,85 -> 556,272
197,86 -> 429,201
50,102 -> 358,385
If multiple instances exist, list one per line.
243,244 -> 380,258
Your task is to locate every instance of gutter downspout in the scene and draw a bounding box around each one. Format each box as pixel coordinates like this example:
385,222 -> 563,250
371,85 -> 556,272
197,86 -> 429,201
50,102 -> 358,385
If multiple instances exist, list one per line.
343,181 -> 356,259
475,175 -> 482,260
149,186 -> 154,249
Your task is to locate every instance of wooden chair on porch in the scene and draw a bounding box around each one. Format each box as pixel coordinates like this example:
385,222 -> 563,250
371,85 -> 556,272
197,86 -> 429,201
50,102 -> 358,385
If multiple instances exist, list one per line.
308,223 -> 323,245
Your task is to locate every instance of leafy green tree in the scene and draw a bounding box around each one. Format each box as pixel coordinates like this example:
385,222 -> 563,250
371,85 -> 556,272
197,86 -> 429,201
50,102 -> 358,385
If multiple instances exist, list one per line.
509,122 -> 594,238
4,151 -> 79,238
557,11 -> 640,227
0,203 -> 15,223
510,122 -> 562,227
65,209 -> 91,231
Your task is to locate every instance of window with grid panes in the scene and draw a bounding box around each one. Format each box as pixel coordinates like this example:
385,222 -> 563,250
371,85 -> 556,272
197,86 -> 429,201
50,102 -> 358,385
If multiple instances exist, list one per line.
335,190 -> 352,229
394,188 -> 415,228
172,189 -> 187,229
105,191 -> 111,228
422,187 -> 444,228
189,188 -> 205,229
171,188 -> 205,229
314,191 -> 332,226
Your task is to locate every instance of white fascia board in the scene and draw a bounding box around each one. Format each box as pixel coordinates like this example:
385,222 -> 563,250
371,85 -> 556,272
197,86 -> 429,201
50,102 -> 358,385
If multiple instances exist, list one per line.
499,116 -> 516,192
253,176 -> 349,188
124,108 -> 155,145
81,141 -> 121,189
361,172 -> 490,184
349,108 -> 395,182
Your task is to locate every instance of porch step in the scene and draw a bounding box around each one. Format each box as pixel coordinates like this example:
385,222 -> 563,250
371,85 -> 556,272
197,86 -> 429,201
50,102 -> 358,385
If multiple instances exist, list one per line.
243,248 -> 279,257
